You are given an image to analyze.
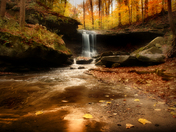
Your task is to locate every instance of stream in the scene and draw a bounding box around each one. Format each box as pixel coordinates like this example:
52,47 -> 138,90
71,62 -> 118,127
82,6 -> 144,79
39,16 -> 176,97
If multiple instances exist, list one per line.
0,63 -> 176,132
0,63 -> 129,132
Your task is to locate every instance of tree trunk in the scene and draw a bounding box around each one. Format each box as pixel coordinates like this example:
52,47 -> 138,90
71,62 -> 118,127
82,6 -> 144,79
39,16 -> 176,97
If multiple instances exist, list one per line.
167,0 -> 176,57
111,0 -> 113,26
20,0 -> 25,31
128,0 -> 131,24
83,0 -> 86,29
89,0 -> 94,29
118,0 -> 122,26
161,0 -> 165,13
136,0 -> 139,22
98,0 -> 101,29
0,0 -> 6,18
144,0 -> 148,18
141,0 -> 144,23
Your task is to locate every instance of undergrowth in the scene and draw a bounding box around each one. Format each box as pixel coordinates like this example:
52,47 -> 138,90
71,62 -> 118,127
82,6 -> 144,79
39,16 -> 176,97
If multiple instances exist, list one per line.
0,17 -> 71,54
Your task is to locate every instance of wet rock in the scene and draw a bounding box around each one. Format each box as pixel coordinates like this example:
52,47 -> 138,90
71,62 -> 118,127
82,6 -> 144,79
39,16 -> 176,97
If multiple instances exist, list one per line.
76,59 -> 93,64
70,66 -> 76,69
78,66 -> 85,69
112,63 -> 120,68
98,55 -> 129,67
137,52 -> 166,64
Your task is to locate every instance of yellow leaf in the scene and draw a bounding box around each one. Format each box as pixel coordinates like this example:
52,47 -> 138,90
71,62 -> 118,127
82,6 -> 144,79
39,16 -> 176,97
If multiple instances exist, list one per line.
170,112 -> 176,116
126,123 -> 134,129
105,95 -> 109,97
62,100 -> 68,103
134,99 -> 140,102
35,111 -> 43,115
153,103 -> 157,107
138,118 -> 151,124
168,107 -> 176,110
106,102 -> 111,104
154,109 -> 161,111
99,100 -> 105,103
83,114 -> 93,119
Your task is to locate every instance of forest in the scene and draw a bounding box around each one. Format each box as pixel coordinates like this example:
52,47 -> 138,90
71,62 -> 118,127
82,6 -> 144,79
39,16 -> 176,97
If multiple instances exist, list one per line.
39,0 -> 176,30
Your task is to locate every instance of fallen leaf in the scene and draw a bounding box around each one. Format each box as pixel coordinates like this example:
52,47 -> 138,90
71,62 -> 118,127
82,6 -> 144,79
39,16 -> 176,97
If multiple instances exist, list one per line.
35,111 -> 43,115
134,99 -> 140,102
105,95 -> 109,97
158,101 -> 165,105
100,104 -> 107,106
99,100 -> 105,103
113,113 -> 117,115
138,118 -> 151,125
153,103 -> 157,107
168,107 -> 176,110
126,123 -> 134,129
154,109 -> 161,111
83,114 -> 93,119
62,100 -> 68,103
106,102 -> 111,104
170,112 -> 176,116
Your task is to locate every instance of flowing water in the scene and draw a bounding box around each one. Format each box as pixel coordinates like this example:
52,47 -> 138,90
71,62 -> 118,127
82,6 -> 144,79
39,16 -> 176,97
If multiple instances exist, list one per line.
82,30 -> 97,57
0,63 -> 127,132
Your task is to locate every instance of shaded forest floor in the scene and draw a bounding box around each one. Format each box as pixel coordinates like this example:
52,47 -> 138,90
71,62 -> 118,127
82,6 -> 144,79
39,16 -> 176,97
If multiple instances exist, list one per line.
87,57 -> 176,117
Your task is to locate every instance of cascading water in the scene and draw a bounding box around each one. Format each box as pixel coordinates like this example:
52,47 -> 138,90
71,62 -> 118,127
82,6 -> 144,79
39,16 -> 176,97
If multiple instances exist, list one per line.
82,31 -> 97,57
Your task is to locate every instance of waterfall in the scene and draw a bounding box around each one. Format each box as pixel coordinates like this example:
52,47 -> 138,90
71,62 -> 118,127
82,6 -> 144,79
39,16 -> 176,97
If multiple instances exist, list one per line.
82,31 -> 97,57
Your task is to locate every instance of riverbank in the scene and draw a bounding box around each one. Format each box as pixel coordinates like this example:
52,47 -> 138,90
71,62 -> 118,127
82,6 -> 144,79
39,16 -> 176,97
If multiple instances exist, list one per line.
87,57 -> 176,112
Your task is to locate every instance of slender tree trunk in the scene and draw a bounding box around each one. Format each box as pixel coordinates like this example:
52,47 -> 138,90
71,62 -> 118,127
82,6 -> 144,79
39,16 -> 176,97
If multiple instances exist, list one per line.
63,0 -> 67,14
98,0 -> 101,28
111,0 -> 113,26
141,0 -> 144,23
136,0 -> 139,22
167,0 -> 176,56
118,0 -> 122,26
144,0 -> 148,18
101,0 -> 104,29
128,0 -> 131,24
168,0 -> 176,35
162,0 -> 165,13
20,0 -> 25,31
0,0 -> 6,18
89,0 -> 94,29
131,1 -> 133,23
83,0 -> 85,29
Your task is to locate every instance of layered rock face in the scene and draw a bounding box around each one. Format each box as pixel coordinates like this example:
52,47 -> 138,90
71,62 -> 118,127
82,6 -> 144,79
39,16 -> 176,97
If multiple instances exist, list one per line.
96,37 -> 171,67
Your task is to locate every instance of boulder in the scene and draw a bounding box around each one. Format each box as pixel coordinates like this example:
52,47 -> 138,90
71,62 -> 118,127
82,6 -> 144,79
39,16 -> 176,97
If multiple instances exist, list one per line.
76,58 -> 93,64
137,53 -> 165,63
131,37 -> 166,56
130,37 -> 168,64
99,55 -> 130,67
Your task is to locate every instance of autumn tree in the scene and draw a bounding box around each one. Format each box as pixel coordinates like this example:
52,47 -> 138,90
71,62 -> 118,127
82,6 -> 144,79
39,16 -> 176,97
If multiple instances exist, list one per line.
0,0 -> 6,18
20,0 -> 25,31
